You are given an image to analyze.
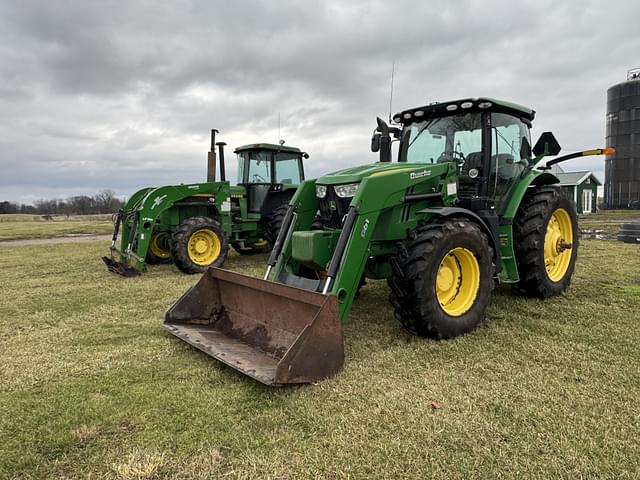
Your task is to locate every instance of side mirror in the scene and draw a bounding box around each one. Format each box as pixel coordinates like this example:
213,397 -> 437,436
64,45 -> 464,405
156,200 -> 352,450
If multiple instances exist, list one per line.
533,132 -> 561,157
371,131 -> 381,152
375,117 -> 392,162
302,152 -> 309,159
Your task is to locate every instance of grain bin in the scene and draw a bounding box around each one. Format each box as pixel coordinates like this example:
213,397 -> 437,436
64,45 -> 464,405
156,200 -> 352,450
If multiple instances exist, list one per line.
605,68 -> 640,208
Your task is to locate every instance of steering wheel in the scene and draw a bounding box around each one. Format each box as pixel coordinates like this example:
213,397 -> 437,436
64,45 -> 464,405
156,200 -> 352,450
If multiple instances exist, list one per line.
252,173 -> 267,183
453,150 -> 466,162
436,152 -> 453,163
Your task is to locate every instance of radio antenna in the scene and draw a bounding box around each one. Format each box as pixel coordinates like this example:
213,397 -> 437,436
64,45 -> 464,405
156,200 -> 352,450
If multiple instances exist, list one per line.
388,60 -> 395,123
278,112 -> 281,142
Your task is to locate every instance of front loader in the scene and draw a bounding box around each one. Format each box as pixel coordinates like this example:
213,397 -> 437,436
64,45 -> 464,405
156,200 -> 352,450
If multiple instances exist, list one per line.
103,130 -> 308,276
165,97 -> 613,385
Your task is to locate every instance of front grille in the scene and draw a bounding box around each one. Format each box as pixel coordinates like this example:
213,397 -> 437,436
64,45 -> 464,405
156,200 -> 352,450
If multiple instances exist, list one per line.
318,186 -> 351,228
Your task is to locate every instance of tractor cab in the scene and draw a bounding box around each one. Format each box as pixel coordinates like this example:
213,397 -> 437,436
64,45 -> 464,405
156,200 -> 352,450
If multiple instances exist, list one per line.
383,98 -> 548,211
234,143 -> 307,215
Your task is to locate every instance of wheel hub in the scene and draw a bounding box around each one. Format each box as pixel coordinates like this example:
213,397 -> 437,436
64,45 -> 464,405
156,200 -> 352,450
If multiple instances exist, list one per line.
557,239 -> 572,253
435,248 -> 480,317
195,239 -> 208,254
436,266 -> 455,292
543,209 -> 574,282
187,229 -> 221,266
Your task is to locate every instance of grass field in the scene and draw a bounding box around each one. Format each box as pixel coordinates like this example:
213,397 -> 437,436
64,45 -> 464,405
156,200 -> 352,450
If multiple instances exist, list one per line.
0,214 -> 113,241
1,239 -> 639,479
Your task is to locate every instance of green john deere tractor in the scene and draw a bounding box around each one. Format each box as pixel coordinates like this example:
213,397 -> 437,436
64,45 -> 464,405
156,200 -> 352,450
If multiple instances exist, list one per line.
102,130 -> 308,275
164,98 -> 612,385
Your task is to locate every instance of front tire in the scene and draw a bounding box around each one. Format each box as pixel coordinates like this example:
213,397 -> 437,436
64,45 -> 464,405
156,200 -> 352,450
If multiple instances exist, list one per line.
513,187 -> 579,297
145,230 -> 172,264
171,217 -> 228,274
388,219 -> 494,339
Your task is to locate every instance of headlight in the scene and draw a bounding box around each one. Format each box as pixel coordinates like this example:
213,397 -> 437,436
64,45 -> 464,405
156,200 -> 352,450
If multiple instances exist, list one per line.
334,183 -> 359,198
316,185 -> 327,198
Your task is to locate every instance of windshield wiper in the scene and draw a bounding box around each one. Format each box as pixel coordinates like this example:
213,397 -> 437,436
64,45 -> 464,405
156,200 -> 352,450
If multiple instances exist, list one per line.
494,128 -> 518,157
408,116 -> 440,149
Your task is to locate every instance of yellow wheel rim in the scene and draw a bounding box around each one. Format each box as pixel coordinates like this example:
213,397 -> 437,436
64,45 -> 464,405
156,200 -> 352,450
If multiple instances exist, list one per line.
436,247 -> 480,317
544,208 -> 573,282
149,231 -> 171,259
187,229 -> 221,266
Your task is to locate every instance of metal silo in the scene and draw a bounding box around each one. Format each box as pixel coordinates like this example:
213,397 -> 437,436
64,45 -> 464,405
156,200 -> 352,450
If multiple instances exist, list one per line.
605,68 -> 640,209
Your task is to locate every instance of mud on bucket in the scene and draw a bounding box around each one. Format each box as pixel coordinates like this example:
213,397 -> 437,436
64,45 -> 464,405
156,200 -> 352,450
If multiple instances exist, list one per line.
163,268 -> 344,385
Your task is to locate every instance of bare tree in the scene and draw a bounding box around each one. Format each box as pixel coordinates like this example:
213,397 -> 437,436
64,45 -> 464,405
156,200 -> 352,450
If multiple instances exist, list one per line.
94,190 -> 122,213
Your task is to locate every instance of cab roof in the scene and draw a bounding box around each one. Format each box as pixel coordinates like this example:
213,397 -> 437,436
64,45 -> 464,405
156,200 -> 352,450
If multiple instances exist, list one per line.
393,97 -> 535,124
234,143 -> 302,154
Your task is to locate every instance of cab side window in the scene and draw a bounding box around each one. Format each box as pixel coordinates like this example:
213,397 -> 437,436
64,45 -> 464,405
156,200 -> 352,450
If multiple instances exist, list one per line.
275,153 -> 302,184
489,113 -> 531,206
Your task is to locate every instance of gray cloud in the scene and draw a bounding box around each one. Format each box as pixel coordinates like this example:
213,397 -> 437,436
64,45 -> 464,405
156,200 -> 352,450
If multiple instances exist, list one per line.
0,0 -> 638,203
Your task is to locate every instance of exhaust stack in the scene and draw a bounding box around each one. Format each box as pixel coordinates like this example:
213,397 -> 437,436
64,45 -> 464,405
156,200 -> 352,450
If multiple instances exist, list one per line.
216,142 -> 227,182
207,129 -> 219,182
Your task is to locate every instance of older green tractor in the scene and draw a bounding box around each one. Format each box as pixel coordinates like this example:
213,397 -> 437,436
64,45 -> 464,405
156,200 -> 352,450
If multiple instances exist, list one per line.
164,98 -> 612,385
102,130 -> 308,275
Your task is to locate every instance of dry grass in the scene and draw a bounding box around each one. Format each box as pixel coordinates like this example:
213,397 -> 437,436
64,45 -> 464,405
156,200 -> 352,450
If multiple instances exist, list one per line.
71,425 -> 100,446
0,214 -> 112,240
0,239 -> 638,479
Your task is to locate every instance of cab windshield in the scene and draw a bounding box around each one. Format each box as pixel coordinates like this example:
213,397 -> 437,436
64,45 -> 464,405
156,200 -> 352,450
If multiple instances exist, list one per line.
398,113 -> 483,164
237,151 -> 271,184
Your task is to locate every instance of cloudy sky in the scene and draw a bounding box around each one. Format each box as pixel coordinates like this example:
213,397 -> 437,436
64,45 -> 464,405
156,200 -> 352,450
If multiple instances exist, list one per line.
0,0 -> 638,203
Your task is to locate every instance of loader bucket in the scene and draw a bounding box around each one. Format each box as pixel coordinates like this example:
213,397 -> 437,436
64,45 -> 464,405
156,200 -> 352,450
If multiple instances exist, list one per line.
163,268 -> 344,385
101,255 -> 140,277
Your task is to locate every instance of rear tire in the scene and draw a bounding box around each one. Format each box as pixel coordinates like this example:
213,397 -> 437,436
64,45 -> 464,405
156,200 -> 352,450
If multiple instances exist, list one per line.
171,217 -> 228,274
146,230 -> 172,264
268,203 -> 289,244
388,219 -> 494,339
513,187 -> 579,297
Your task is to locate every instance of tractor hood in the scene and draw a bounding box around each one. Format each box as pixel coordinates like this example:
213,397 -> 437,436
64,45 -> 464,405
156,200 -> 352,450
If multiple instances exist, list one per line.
317,162 -> 440,185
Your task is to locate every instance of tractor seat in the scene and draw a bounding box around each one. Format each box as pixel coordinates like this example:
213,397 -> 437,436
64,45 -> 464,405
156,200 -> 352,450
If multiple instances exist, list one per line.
493,153 -> 524,179
458,151 -> 483,198
461,152 -> 483,175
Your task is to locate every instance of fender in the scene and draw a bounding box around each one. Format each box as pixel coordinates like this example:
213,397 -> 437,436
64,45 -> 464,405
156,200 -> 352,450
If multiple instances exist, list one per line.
417,207 -> 501,271
501,171 -> 560,220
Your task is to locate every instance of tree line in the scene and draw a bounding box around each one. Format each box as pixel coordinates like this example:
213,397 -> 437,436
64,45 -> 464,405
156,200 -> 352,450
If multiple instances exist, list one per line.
0,190 -> 124,215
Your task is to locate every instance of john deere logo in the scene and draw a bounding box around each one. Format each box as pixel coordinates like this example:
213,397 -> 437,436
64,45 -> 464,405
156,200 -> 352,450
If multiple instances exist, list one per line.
151,195 -> 167,209
329,200 -> 337,211
410,170 -> 431,180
